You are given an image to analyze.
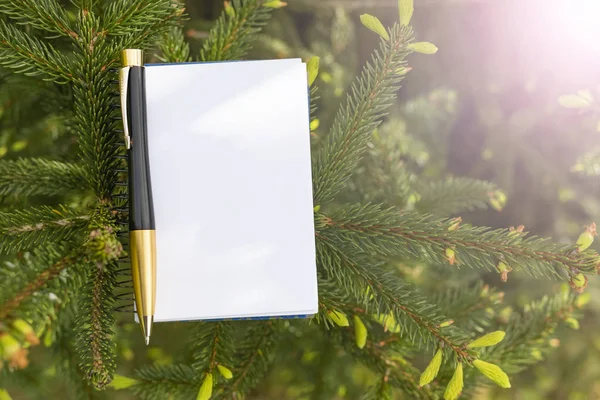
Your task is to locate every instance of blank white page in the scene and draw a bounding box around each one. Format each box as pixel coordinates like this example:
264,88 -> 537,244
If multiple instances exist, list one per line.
144,59 -> 318,322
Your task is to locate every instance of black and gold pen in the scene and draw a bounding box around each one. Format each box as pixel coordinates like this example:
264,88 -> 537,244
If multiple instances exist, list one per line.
119,49 -> 156,345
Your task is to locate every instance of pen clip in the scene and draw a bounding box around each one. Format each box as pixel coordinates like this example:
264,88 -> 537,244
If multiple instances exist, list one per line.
119,66 -> 132,149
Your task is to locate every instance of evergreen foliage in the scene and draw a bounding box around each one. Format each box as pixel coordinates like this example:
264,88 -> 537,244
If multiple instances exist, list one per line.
0,0 -> 597,399
312,23 -> 412,205
0,159 -> 86,198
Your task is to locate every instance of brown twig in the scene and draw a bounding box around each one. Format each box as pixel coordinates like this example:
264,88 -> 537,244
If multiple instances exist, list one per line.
325,218 -> 592,270
0,253 -> 82,320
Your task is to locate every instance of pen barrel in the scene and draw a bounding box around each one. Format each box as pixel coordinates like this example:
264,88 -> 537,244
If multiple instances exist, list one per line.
125,65 -> 156,330
126,66 -> 155,231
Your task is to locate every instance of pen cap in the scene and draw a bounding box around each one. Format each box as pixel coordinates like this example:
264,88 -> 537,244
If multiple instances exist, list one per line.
122,49 -> 144,67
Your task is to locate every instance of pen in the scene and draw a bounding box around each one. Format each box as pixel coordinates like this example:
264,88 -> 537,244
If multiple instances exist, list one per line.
119,49 -> 156,345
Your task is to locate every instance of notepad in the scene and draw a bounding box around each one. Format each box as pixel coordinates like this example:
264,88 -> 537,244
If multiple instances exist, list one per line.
141,59 -> 318,322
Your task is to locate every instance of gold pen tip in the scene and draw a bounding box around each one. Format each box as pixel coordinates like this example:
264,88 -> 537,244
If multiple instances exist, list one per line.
141,315 -> 153,346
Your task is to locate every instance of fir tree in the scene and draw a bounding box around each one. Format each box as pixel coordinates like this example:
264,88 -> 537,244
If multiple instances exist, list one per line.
0,1 -> 597,399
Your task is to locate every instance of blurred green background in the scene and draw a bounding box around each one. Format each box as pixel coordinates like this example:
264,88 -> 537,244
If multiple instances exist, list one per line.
2,0 -> 600,398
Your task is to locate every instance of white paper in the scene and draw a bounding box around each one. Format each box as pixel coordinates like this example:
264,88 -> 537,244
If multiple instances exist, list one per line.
143,59 -> 318,322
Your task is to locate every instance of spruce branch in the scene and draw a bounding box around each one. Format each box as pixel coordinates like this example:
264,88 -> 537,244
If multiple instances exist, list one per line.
0,246 -> 86,355
0,158 -> 87,198
71,1 -> 181,199
346,122 -> 416,207
318,277 -> 434,398
0,19 -> 73,83
415,177 -> 499,216
52,316 -> 99,399
192,322 -> 235,376
71,219 -> 122,390
117,3 -> 185,51
74,261 -> 117,390
103,0 -> 181,37
158,26 -> 190,63
218,321 -> 277,399
433,282 -> 504,333
71,13 -> 122,200
317,203 -> 600,278
316,239 -> 474,361
0,251 -> 83,320
489,292 -> 579,375
0,205 -> 89,254
312,23 -> 413,205
0,0 -> 76,38
333,326 -> 436,399
199,0 -> 274,62
132,364 -> 198,400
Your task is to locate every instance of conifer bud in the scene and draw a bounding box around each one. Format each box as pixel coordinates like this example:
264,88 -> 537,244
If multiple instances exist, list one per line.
488,190 -> 507,212
377,312 -> 400,333
565,317 -> 580,330
217,364 -> 233,379
531,349 -> 543,361
496,261 -> 512,283
445,248 -> 456,265
0,333 -> 19,359
467,331 -> 506,348
327,310 -> 349,327
12,319 -> 39,346
310,119 -> 320,131
439,320 -> 454,328
419,349 -> 443,387
508,225 -> 525,237
223,1 -> 235,17
472,359 -> 511,388
306,57 -> 320,87
559,93 -> 592,108
0,333 -> 28,369
43,328 -> 53,347
398,0 -> 414,26
86,227 -> 123,267
407,42 -> 438,55
353,316 -> 368,349
497,190 -> 507,205
107,374 -> 140,390
263,0 -> 287,8
359,14 -> 390,41
480,284 -> 490,297
569,273 -> 588,293
443,363 -> 463,400
197,373 -> 213,400
490,291 -> 505,303
447,217 -> 462,231
576,223 -> 597,252
576,292 -> 591,308
498,307 -> 512,323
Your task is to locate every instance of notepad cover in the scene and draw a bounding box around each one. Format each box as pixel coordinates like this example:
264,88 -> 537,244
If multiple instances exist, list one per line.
143,59 -> 318,322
